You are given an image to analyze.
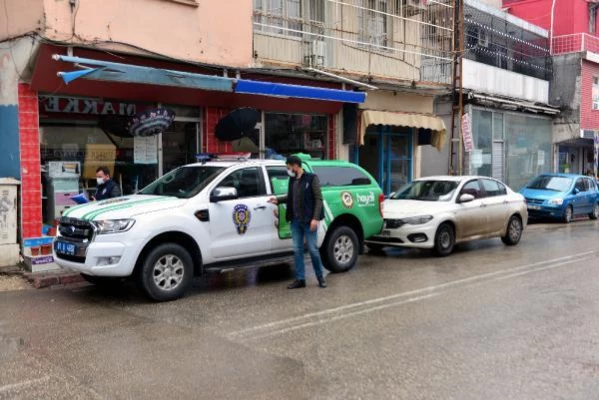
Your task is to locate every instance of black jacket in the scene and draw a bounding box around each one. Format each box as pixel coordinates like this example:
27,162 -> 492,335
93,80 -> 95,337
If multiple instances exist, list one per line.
278,172 -> 324,224
95,179 -> 121,200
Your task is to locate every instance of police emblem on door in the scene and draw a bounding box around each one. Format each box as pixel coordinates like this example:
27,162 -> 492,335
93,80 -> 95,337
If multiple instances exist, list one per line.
233,204 -> 251,235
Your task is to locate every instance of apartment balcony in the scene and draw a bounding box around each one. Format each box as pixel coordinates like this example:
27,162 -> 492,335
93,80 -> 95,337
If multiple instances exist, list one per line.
252,0 -> 454,86
552,33 -> 599,55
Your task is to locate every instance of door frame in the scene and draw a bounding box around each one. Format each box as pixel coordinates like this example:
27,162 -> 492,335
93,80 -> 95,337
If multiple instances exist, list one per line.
353,125 -> 413,195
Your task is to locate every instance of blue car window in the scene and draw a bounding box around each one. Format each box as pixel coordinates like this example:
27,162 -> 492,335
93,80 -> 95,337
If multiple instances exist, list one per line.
526,176 -> 572,192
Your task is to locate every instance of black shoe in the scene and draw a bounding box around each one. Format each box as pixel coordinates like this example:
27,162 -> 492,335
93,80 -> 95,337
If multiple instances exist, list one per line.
287,280 -> 306,289
317,276 -> 327,288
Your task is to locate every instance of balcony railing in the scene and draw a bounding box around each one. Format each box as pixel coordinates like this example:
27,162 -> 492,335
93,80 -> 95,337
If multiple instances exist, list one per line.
552,33 -> 599,55
252,0 -> 454,86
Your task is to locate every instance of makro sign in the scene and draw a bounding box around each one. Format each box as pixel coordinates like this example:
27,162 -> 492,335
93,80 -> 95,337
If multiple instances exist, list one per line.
356,191 -> 375,207
39,96 -> 138,116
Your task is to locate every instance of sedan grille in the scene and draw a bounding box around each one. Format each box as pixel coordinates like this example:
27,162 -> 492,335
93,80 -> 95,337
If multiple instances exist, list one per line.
58,217 -> 95,241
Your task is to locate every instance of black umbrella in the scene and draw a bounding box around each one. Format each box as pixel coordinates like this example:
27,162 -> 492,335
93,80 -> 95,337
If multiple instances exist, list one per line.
215,108 -> 260,141
99,115 -> 132,138
127,108 -> 176,137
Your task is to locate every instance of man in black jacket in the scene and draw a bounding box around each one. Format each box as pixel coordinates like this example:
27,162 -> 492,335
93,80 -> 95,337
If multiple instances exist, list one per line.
269,156 -> 326,289
93,166 -> 121,201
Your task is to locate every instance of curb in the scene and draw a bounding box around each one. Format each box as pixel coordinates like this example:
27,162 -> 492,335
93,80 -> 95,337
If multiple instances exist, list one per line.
23,271 -> 85,289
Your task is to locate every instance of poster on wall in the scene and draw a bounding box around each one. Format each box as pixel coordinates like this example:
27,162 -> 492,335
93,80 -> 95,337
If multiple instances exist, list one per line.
537,150 -> 545,166
134,136 -> 158,164
83,144 -> 116,179
461,113 -> 474,153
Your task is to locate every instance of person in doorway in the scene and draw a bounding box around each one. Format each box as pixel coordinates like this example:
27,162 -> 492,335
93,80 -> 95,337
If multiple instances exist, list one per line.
268,156 -> 327,289
93,166 -> 121,201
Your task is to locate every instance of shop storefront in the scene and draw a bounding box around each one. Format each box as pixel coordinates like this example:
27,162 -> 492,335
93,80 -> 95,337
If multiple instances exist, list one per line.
467,106 -> 553,190
6,44 -> 361,271
352,91 -> 447,195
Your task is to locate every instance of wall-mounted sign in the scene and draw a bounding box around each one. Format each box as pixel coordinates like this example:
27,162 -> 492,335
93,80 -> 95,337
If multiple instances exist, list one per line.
39,96 -> 139,116
461,113 -> 474,153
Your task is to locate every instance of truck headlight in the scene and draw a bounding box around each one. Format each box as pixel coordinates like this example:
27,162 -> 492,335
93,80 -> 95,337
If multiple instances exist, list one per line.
93,219 -> 135,234
547,198 -> 563,206
402,215 -> 434,225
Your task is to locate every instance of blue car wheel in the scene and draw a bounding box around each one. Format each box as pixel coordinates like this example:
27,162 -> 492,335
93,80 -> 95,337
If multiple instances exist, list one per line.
563,205 -> 573,223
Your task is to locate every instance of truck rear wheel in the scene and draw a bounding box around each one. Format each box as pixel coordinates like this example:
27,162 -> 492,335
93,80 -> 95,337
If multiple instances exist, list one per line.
321,226 -> 359,273
136,243 -> 193,302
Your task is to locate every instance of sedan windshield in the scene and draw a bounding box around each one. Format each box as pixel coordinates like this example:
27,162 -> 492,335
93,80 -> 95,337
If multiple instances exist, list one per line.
391,180 -> 459,202
139,166 -> 225,199
526,176 -> 572,192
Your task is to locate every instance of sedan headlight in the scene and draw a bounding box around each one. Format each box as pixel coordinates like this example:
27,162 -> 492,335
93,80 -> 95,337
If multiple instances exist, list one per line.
547,198 -> 564,206
93,219 -> 135,234
402,215 -> 434,225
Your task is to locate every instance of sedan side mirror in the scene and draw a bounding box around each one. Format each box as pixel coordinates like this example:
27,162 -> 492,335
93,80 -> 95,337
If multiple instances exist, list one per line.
210,187 -> 238,203
458,193 -> 475,203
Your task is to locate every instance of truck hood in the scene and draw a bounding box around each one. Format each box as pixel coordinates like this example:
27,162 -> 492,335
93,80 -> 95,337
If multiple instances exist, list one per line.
382,199 -> 455,218
61,195 -> 187,221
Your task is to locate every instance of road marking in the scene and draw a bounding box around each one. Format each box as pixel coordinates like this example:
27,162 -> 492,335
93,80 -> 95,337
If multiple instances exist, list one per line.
228,251 -> 598,341
0,376 -> 50,394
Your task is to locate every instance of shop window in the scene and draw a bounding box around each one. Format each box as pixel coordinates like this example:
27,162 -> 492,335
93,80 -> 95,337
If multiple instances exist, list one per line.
264,113 -> 328,159
312,166 -> 371,187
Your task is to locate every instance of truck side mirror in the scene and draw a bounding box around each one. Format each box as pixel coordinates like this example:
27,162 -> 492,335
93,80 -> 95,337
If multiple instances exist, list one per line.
210,187 -> 238,203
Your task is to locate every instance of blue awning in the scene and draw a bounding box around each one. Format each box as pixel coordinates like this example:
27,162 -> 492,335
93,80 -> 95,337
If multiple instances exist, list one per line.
54,55 -> 366,104
235,80 -> 366,103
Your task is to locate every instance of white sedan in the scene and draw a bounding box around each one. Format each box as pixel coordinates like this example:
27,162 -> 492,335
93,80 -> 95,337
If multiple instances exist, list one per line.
366,176 -> 528,256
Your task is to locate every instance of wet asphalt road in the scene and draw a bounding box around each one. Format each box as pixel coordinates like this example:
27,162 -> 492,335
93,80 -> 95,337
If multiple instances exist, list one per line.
1,220 -> 599,400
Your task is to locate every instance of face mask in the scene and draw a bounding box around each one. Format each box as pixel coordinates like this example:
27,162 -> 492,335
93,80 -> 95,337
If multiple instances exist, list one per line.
287,169 -> 296,178
96,178 -> 105,185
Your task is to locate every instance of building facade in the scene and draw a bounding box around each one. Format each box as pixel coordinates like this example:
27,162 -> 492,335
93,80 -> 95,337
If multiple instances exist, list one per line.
0,0 -> 383,269
505,0 -> 599,176
423,0 -> 557,191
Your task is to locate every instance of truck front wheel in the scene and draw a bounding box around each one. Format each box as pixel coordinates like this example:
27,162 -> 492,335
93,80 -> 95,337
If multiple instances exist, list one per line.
321,226 -> 359,273
136,243 -> 194,302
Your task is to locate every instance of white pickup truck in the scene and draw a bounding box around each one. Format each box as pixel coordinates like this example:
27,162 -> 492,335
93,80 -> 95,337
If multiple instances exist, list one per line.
53,156 -> 384,301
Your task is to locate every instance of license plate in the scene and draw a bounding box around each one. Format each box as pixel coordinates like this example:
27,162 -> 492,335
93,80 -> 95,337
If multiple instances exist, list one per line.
55,241 -> 76,256
528,205 -> 541,210
380,230 -> 391,237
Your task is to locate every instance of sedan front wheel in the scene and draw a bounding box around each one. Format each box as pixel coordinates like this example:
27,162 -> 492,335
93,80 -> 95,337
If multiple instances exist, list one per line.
432,223 -> 455,257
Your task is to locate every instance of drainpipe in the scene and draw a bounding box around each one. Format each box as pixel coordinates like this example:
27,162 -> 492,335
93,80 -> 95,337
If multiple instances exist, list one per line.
550,0 -> 557,54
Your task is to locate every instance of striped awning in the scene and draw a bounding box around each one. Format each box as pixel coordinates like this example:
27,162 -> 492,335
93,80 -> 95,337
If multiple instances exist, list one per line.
360,110 -> 447,151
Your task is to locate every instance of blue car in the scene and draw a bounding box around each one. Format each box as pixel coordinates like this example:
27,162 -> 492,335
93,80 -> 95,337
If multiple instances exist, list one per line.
520,174 -> 599,223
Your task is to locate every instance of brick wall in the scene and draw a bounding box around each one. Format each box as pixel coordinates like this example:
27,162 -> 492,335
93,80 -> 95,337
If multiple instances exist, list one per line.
203,107 -> 233,154
580,60 -> 599,131
18,83 -> 42,239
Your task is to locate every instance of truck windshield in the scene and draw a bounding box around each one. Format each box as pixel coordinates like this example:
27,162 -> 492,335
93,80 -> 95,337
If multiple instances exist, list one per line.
139,166 -> 225,199
391,180 -> 458,202
526,176 -> 572,192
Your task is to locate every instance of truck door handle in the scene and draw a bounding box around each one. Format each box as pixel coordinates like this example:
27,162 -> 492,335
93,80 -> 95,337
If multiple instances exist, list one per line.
254,205 -> 267,210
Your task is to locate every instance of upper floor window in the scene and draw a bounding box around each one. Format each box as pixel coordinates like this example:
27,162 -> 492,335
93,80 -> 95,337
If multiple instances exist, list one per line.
254,0 -> 303,37
358,0 -> 390,49
590,5 -> 598,33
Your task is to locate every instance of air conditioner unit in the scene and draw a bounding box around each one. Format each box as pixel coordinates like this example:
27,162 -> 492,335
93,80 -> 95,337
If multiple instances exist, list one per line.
305,40 -> 326,67
405,0 -> 428,11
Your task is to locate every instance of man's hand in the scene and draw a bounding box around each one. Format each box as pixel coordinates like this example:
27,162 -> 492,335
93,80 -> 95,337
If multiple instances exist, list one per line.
310,219 -> 318,232
267,197 -> 278,205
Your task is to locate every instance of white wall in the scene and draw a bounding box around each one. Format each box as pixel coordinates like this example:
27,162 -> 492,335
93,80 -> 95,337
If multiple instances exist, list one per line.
463,59 -> 550,104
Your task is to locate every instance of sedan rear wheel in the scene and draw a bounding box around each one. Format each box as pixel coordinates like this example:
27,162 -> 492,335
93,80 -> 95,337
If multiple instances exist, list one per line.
501,215 -> 523,246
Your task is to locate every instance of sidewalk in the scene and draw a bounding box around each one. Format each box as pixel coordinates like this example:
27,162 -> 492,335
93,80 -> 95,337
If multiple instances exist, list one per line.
0,265 -> 85,291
